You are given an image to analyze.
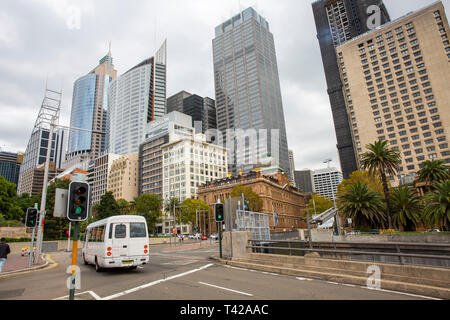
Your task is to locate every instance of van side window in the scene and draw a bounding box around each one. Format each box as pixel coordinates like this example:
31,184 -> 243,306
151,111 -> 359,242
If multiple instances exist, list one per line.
115,224 -> 126,239
94,225 -> 105,242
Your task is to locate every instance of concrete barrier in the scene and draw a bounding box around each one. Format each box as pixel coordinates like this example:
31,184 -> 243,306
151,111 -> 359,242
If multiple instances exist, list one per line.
310,229 -> 450,243
0,226 -> 31,239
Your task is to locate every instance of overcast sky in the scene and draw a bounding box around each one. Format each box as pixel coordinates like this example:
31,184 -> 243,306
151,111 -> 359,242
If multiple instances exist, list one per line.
0,0 -> 448,172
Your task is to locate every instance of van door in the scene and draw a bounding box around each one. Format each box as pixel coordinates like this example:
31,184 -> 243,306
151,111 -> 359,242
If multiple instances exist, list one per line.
128,222 -> 148,257
112,223 -> 129,258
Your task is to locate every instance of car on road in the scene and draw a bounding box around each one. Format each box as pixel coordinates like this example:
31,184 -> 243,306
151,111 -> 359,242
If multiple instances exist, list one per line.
21,246 -> 36,256
201,235 -> 208,240
82,215 -> 150,272
210,234 -> 219,240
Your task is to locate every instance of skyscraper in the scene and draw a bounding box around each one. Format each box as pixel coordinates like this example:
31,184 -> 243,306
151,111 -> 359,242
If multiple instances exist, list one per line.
312,0 -> 390,179
65,49 -> 117,167
212,7 -> 290,177
336,1 -> 450,184
167,91 -> 192,114
0,151 -> 23,188
18,88 -> 68,195
108,40 -> 167,155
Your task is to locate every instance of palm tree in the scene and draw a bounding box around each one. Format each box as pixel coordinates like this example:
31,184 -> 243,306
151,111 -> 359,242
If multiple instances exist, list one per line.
423,180 -> 450,231
417,160 -> 449,191
338,182 -> 386,229
390,186 -> 422,231
360,140 -> 401,229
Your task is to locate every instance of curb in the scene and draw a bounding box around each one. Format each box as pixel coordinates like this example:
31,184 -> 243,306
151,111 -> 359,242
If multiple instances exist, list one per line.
0,254 -> 58,279
213,258 -> 448,300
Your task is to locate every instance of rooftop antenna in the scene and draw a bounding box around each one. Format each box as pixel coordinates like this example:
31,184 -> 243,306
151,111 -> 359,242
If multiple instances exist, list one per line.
323,158 -> 332,168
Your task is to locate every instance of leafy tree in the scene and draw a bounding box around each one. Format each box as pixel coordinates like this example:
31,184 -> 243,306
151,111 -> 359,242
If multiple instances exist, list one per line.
338,182 -> 386,229
422,180 -> 450,231
180,198 -> 210,225
417,160 -> 450,191
307,194 -> 333,216
337,170 -> 384,198
135,194 -> 162,233
0,175 -> 24,221
42,178 -> 71,240
95,191 -> 120,220
390,186 -> 422,231
116,199 -> 136,215
230,185 -> 263,212
360,140 -> 401,229
17,193 -> 41,215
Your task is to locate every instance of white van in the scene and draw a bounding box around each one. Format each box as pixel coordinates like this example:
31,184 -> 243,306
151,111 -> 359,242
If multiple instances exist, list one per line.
82,215 -> 150,272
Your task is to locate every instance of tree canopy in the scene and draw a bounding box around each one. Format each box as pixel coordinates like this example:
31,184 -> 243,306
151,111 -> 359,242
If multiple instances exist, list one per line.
230,185 -> 263,212
135,194 -> 162,233
307,194 -> 333,216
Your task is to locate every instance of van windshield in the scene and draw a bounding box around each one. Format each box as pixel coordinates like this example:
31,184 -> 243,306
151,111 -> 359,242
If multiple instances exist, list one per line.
130,223 -> 147,238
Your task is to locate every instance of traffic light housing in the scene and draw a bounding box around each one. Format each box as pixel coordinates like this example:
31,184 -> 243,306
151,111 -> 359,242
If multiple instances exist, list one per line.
215,203 -> 224,223
67,182 -> 90,222
25,208 -> 39,228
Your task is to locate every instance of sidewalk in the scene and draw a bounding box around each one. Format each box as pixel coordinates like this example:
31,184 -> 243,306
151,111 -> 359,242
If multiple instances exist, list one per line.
0,254 -> 46,274
162,241 -> 218,252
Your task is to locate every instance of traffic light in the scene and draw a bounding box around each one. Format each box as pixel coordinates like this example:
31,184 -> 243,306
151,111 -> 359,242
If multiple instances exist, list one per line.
67,182 -> 90,222
215,203 -> 224,223
25,208 -> 39,228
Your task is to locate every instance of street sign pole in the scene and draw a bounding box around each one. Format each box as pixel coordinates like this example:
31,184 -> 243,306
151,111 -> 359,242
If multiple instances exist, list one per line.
68,221 -> 79,301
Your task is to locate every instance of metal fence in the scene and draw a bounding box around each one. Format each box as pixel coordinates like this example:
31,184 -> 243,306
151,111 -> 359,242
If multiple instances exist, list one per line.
236,210 -> 271,240
248,239 -> 450,269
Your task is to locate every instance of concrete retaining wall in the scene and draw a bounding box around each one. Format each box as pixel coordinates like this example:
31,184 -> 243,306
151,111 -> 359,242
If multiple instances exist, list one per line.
0,226 -> 31,239
222,231 -> 251,259
309,229 -> 450,243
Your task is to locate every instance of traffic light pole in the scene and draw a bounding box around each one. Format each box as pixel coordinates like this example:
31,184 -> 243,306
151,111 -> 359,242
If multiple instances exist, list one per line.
28,203 -> 39,269
68,221 -> 79,301
218,222 -> 222,259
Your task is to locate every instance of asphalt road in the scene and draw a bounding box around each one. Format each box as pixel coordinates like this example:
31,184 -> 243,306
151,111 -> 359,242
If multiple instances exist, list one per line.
0,243 -> 437,301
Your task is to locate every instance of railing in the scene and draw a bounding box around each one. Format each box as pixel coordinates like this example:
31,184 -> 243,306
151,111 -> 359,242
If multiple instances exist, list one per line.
248,239 -> 450,269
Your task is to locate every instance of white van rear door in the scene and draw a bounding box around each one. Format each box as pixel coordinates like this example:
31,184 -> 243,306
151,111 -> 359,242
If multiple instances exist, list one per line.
112,223 -> 129,258
128,222 -> 148,257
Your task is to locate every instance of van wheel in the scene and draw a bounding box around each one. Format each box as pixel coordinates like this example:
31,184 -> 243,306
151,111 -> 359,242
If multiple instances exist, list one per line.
95,258 -> 102,272
129,266 -> 137,270
83,254 -> 88,265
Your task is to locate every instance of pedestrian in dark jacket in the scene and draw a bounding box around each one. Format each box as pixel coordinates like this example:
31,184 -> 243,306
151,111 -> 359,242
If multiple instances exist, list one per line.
0,238 -> 11,272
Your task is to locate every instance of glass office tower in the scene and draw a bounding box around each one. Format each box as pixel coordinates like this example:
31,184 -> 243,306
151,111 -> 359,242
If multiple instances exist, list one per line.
213,7 -> 290,177
67,50 -> 117,164
108,40 -> 167,155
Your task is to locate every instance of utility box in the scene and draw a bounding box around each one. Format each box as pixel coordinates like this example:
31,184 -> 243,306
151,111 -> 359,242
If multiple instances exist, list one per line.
53,188 -> 68,217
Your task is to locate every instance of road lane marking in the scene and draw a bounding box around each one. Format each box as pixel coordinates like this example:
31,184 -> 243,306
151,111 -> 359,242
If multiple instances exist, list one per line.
296,277 -> 313,281
162,260 -> 198,266
229,266 -> 248,271
101,263 -> 214,300
198,281 -> 254,297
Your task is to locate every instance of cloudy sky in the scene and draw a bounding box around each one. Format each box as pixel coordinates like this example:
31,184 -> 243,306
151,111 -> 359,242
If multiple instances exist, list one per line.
0,0 -> 448,172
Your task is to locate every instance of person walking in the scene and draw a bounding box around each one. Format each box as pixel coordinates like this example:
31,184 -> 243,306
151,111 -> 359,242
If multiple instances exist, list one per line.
0,238 -> 11,273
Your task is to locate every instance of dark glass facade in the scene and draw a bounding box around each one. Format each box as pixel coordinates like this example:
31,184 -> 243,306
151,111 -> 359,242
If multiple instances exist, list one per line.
312,0 -> 390,179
